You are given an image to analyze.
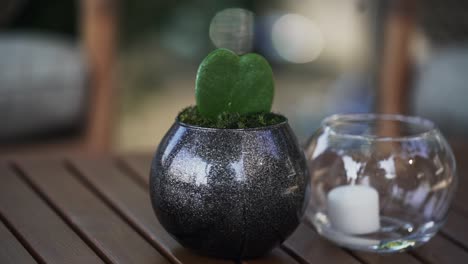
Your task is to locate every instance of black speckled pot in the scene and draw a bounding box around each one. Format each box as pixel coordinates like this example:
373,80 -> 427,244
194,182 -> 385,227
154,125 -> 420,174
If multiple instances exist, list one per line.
149,120 -> 309,259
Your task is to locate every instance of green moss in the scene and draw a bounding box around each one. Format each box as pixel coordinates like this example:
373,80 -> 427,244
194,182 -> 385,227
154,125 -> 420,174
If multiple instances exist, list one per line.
178,106 -> 286,129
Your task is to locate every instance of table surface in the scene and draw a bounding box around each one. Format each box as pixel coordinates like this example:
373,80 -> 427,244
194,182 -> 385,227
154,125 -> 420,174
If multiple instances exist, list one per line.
1,150 -> 468,264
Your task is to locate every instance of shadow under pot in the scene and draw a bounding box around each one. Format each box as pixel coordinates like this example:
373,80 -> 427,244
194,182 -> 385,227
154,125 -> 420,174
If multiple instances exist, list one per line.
149,119 -> 309,259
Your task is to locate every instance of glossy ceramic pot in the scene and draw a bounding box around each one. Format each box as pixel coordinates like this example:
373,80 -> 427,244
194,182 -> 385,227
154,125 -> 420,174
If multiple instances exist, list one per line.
149,120 -> 308,259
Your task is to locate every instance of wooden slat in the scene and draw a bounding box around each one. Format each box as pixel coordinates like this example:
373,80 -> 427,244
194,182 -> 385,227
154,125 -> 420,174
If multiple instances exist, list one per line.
69,156 -> 231,264
441,210 -> 468,250
15,158 -> 170,264
119,153 -> 152,185
0,137 -> 87,157
453,175 -> 468,216
452,144 -> 468,215
244,249 -> 299,264
453,146 -> 468,215
282,224 -> 361,264
0,218 -> 36,264
413,235 -> 468,264
353,251 -> 420,264
0,162 -> 103,264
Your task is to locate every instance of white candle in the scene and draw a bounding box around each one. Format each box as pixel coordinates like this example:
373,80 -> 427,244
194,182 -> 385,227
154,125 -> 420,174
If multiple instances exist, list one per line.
327,185 -> 380,235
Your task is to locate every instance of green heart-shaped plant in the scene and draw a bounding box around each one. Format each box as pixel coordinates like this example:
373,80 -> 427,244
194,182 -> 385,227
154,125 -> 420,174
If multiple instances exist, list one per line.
195,48 -> 274,119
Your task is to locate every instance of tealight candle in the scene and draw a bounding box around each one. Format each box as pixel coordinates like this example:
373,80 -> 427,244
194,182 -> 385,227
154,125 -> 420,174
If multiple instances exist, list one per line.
327,185 -> 380,235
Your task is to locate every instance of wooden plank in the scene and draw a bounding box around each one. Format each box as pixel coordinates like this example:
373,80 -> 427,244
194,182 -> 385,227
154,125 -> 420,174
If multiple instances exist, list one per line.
0,218 -> 36,264
452,145 -> 468,215
15,158 -> 170,264
0,137 -> 87,157
441,210 -> 468,250
282,224 -> 361,264
453,145 -> 468,214
119,153 -> 152,185
0,162 -> 103,264
353,251 -> 420,264
413,235 -> 468,264
453,174 -> 468,216
244,249 -> 298,264
70,156 -> 231,264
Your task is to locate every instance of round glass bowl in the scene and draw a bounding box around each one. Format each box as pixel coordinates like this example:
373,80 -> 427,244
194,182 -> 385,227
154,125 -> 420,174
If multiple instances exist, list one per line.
305,114 -> 457,253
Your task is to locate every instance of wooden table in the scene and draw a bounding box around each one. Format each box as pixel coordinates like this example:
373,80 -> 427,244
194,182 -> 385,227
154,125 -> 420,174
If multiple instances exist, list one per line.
1,151 -> 468,264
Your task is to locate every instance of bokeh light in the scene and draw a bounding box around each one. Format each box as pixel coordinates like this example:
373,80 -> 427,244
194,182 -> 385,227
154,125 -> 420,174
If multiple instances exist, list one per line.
209,8 -> 254,54
272,14 -> 324,63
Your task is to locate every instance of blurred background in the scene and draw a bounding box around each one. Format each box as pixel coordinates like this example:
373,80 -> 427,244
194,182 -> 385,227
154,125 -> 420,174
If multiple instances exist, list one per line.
0,0 -> 467,154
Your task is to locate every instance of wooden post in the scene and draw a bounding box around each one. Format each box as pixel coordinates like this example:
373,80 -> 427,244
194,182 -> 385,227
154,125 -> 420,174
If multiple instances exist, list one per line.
378,0 -> 416,115
80,0 -> 117,153
377,0 -> 417,140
